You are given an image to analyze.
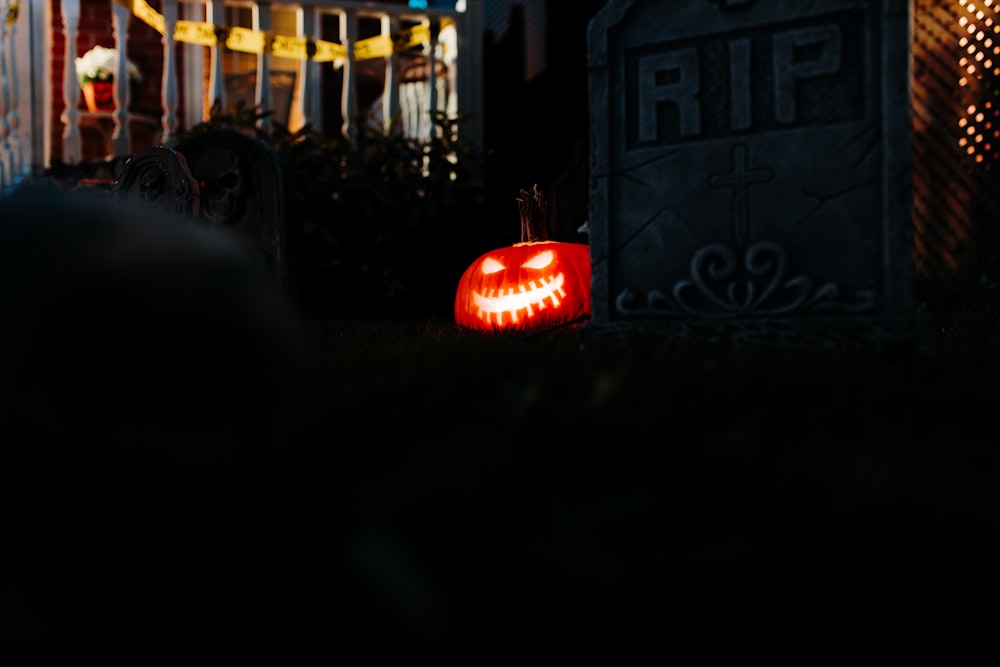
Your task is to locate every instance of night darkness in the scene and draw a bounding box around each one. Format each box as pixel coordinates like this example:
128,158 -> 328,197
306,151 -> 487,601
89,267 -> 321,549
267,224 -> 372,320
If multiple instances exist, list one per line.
2,1 -> 999,662
482,2 -> 607,243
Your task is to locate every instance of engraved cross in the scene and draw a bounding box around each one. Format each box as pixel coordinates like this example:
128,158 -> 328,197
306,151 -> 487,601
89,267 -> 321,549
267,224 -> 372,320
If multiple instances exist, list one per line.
708,144 -> 772,246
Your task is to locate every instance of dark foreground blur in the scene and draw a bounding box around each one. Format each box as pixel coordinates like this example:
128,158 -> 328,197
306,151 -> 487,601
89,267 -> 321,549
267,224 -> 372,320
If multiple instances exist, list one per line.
2,191 -> 999,662
0,192 -> 316,660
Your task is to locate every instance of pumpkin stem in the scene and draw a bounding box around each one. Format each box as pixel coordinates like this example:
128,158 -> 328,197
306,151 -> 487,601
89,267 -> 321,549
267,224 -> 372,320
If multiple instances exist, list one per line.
517,184 -> 549,244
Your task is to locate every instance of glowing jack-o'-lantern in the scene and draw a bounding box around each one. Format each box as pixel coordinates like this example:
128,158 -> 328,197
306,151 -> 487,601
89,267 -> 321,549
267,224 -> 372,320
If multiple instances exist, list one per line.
455,185 -> 591,332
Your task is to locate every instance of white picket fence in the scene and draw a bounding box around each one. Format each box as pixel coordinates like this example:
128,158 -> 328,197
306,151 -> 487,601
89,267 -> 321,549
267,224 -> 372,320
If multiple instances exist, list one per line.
0,0 -> 483,194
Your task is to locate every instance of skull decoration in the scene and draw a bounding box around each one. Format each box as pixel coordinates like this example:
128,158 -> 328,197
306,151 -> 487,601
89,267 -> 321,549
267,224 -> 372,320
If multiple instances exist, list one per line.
455,185 -> 591,333
195,149 -> 245,226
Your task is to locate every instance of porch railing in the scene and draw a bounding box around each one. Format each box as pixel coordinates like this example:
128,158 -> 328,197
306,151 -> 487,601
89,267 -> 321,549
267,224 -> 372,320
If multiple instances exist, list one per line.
0,0 -> 482,192
1,0 -> 26,190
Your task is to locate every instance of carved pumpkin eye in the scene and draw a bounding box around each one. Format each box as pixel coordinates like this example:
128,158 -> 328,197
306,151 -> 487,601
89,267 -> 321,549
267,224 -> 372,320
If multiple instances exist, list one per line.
521,250 -> 554,270
481,257 -> 505,274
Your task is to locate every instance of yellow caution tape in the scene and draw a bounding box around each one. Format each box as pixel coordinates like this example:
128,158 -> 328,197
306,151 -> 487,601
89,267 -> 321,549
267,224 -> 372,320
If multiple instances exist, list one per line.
270,34 -> 307,60
313,41 -> 348,63
396,23 -> 431,51
115,0 -> 446,62
174,20 -> 217,47
225,26 -> 265,55
129,0 -> 166,35
5,1 -> 18,26
353,34 -> 392,61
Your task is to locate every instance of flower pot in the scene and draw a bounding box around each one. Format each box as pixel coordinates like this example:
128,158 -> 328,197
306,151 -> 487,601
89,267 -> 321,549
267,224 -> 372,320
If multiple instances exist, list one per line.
82,81 -> 115,112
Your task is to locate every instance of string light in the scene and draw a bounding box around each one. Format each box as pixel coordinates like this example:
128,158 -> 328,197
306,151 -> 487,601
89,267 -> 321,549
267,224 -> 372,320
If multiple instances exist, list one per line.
958,0 -> 1000,165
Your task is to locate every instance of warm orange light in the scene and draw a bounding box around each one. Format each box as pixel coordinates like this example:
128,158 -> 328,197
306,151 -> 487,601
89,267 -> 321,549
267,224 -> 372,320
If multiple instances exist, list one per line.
957,0 -> 1000,166
454,241 -> 591,332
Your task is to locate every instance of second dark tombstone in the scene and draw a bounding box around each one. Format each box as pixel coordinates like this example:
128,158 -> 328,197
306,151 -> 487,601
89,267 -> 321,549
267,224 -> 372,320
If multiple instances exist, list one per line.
175,129 -> 296,301
107,146 -> 201,216
588,0 -> 917,345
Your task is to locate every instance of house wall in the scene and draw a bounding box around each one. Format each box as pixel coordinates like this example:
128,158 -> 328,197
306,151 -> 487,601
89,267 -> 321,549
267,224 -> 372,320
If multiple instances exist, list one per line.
481,0 -> 602,240
482,0 -> 544,81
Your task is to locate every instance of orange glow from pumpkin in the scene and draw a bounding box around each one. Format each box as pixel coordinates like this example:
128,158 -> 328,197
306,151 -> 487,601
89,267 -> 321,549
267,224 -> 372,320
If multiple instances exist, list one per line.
454,241 -> 591,332
470,249 -> 564,325
471,272 -> 566,324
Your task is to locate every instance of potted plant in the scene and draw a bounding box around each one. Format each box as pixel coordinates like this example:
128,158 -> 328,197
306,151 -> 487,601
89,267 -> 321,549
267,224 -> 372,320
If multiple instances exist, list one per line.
76,45 -> 143,112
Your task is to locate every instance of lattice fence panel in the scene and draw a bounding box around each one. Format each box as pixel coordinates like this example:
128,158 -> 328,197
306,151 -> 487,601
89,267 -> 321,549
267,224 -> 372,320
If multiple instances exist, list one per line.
913,0 -> 1000,278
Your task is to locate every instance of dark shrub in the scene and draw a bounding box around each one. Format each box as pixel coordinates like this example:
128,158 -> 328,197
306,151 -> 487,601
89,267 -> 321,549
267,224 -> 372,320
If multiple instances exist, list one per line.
180,103 -> 490,320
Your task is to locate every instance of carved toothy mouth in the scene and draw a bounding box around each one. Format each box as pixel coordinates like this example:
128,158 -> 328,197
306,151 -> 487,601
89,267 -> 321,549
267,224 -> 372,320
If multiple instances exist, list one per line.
471,272 -> 566,325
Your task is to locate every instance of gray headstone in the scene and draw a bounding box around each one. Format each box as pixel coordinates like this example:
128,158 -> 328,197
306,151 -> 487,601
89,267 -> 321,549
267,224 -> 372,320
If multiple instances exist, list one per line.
175,129 -> 296,300
588,0 -> 916,345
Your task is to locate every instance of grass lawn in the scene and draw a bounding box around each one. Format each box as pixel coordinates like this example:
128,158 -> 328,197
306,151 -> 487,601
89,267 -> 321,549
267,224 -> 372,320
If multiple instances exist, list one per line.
289,273 -> 999,660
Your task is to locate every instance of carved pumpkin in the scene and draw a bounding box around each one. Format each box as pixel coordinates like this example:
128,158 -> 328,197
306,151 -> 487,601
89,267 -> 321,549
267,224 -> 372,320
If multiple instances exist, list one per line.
455,185 -> 591,332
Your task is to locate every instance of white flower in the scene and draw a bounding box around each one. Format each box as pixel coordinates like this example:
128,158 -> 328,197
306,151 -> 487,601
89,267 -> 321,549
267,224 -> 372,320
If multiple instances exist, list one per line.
76,45 -> 143,86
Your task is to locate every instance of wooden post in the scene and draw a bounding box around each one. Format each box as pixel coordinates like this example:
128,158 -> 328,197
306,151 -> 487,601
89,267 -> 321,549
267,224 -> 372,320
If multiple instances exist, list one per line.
207,1 -> 227,114
254,1 -> 272,133
340,10 -> 357,143
111,0 -> 132,156
426,19 -> 438,139
296,6 -> 318,132
60,0 -> 81,164
381,13 -> 399,133
0,9 -> 12,187
160,0 -> 179,146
